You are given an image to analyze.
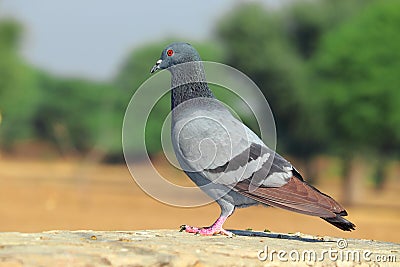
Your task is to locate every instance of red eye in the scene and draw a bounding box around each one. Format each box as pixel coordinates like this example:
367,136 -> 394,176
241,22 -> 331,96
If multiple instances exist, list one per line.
167,49 -> 174,56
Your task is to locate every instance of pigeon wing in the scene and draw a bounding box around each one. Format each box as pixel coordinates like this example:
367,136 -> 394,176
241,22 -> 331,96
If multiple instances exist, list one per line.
172,98 -> 293,187
234,176 -> 347,217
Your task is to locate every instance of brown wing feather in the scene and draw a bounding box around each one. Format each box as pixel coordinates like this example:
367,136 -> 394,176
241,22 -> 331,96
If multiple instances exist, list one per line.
235,176 -> 346,218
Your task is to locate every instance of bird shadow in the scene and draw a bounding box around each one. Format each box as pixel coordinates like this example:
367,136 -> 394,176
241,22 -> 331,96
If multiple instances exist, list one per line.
230,230 -> 333,243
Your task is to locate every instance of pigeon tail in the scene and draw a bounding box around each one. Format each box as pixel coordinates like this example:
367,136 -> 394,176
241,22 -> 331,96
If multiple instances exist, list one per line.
321,214 -> 356,231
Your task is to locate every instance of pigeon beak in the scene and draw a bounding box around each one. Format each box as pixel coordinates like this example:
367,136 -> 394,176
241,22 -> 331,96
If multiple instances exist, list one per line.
150,59 -> 162,73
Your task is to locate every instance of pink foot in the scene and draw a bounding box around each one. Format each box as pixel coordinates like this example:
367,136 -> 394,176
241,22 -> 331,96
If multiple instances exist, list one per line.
179,217 -> 234,237
180,225 -> 233,237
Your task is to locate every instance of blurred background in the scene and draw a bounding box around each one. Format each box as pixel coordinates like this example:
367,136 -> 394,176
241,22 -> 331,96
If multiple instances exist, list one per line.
0,0 -> 399,242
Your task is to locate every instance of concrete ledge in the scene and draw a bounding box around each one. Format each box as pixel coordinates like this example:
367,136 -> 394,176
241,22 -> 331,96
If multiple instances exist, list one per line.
0,230 -> 398,266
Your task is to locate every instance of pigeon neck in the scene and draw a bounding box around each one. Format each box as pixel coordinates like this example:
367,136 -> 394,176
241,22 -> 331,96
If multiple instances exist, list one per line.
170,61 -> 214,109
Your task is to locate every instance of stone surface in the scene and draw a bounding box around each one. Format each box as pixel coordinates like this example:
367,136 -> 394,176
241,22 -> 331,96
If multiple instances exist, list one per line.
0,230 -> 398,266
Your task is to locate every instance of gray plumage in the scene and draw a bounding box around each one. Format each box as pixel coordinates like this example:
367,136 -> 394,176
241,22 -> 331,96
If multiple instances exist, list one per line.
150,42 -> 355,234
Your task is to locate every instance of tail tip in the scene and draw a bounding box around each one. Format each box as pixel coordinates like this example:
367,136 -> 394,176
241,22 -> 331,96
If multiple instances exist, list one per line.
322,215 -> 356,231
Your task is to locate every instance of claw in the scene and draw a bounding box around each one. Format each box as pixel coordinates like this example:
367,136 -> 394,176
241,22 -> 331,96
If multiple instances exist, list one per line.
220,229 -> 234,238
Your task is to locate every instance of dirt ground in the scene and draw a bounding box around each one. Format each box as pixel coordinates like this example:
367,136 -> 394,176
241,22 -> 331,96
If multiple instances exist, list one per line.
0,156 -> 399,243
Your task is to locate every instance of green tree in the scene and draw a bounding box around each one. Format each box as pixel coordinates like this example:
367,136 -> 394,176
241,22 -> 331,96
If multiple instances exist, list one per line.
311,0 -> 400,199
0,19 -> 41,148
284,0 -> 370,60
34,73 -> 120,156
312,0 -> 400,155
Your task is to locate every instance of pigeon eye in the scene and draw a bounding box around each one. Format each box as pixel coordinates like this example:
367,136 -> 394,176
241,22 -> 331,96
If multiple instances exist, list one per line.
167,49 -> 174,57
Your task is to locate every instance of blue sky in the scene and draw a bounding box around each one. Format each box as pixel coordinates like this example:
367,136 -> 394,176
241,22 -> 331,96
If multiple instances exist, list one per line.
0,0 -> 286,81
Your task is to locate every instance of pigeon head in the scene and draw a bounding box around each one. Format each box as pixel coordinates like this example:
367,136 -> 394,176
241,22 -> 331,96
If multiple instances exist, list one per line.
150,42 -> 201,73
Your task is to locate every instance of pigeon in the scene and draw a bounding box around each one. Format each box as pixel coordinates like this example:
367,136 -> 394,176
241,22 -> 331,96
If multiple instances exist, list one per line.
150,42 -> 355,236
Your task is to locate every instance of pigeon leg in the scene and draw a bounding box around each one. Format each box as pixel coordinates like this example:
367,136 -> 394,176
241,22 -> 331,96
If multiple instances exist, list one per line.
180,216 -> 233,237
